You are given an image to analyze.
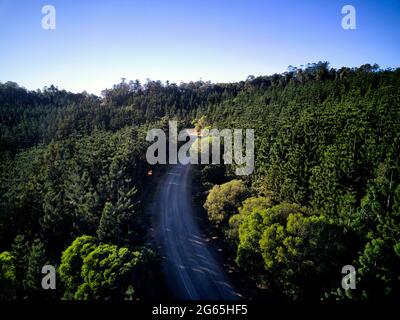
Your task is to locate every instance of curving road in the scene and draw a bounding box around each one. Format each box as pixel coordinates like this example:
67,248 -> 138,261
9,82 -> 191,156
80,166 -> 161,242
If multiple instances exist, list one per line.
152,164 -> 239,300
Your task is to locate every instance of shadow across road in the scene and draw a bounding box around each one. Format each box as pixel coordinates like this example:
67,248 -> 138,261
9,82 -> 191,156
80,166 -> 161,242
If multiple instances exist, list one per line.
152,164 -> 239,300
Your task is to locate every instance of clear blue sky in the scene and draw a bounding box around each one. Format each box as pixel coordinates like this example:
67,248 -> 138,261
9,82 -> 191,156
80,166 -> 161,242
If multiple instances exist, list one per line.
0,0 -> 399,94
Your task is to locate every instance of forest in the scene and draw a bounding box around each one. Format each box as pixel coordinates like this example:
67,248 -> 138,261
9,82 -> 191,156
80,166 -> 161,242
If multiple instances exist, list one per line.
0,62 -> 399,300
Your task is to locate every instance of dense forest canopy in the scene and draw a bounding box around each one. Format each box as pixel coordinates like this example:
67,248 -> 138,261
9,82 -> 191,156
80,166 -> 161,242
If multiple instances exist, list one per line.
1,62 -> 399,300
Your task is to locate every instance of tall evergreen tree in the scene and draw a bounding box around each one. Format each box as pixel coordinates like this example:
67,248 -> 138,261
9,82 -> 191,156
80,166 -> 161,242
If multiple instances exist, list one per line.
24,239 -> 47,298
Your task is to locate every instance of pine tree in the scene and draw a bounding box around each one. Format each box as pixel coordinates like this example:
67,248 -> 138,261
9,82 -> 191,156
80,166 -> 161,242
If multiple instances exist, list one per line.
24,239 -> 47,298
97,186 -> 137,245
11,234 -> 29,298
97,202 -> 120,244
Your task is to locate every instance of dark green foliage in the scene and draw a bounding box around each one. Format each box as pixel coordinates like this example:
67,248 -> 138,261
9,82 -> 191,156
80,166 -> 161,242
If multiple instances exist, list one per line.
97,189 -> 137,246
11,235 -> 29,297
200,64 -> 400,300
0,80 -> 166,299
24,239 -> 47,297
1,64 -> 400,300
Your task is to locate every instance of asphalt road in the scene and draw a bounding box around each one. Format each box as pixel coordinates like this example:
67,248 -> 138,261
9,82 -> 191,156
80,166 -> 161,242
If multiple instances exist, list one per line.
152,164 -> 239,300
